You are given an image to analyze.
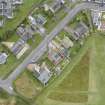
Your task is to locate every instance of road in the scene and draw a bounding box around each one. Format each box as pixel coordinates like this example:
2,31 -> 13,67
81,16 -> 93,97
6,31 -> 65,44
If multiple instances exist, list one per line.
0,2 -> 105,94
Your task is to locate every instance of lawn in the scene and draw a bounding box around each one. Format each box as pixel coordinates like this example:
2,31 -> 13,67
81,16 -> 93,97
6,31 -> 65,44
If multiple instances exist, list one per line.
0,90 -> 30,105
14,71 -> 42,99
48,51 -> 90,103
88,34 -> 105,105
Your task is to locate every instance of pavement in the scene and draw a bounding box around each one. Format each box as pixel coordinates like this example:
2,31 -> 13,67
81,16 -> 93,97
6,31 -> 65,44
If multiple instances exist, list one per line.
0,2 -> 105,94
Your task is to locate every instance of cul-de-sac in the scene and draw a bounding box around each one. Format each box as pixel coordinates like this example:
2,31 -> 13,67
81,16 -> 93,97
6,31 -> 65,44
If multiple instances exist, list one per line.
0,0 -> 105,105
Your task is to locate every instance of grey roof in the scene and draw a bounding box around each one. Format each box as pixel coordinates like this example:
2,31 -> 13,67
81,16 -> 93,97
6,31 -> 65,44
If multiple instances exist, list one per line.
17,25 -> 34,41
29,63 -> 52,85
11,39 -> 25,55
50,0 -> 65,13
0,53 -> 8,64
38,70 -> 52,85
34,14 -> 47,26
74,22 -> 89,39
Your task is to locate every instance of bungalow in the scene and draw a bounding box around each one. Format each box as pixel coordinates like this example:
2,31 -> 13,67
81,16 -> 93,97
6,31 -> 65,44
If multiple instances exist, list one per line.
11,39 -> 29,59
28,14 -> 47,26
2,39 -> 30,59
27,62 -> 52,85
48,40 -> 68,65
73,22 -> 89,40
43,0 -> 65,14
34,14 -> 47,26
17,25 -> 35,41
28,15 -> 46,35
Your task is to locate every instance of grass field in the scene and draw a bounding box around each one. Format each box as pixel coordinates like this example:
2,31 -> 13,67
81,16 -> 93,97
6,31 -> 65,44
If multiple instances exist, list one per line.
48,51 -> 89,103
14,71 -> 42,99
0,90 -> 30,105
33,34 -> 105,105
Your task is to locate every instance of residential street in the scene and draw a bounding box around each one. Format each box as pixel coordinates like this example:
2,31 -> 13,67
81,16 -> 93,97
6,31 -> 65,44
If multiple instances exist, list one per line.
0,2 -> 105,94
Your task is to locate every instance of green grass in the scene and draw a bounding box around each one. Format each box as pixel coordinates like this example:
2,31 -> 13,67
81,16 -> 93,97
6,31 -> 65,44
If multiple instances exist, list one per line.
48,51 -> 89,103
0,90 -> 30,105
88,34 -> 105,105
14,70 -> 42,99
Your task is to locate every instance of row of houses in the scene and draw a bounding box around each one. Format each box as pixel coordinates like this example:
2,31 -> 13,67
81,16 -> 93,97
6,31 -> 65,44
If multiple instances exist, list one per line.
25,1 -> 92,85
26,21 -> 89,86
26,35 -> 73,85
48,36 -> 73,65
48,22 -> 89,66
1,2 -> 49,60
22,0 -> 66,86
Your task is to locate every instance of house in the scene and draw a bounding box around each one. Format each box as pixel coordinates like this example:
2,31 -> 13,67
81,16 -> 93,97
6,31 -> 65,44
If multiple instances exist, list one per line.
12,0 -> 23,5
2,39 -> 30,59
98,21 -> 105,30
91,10 -> 101,28
48,49 -> 63,65
48,40 -> 68,65
27,62 -> 52,85
91,10 -> 105,31
34,14 -> 47,26
28,15 -> 46,35
43,0 -> 65,14
17,25 -> 35,41
0,52 -> 8,64
11,39 -> 29,59
28,14 -> 47,26
73,22 -> 89,40
17,26 -> 25,35
98,12 -> 105,30
61,36 -> 74,49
